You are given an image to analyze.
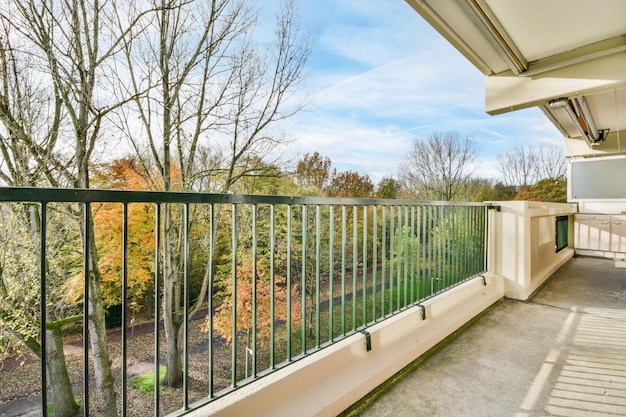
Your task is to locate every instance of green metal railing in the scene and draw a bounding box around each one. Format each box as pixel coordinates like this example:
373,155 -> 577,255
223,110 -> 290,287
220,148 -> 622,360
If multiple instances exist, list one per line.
0,187 -> 491,416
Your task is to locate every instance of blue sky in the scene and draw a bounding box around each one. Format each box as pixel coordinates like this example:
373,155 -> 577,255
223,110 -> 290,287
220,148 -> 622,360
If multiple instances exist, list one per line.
278,0 -> 565,183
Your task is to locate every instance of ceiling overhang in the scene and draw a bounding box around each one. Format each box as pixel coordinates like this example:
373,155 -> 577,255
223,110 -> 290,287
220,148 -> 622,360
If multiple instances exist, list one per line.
405,0 -> 626,156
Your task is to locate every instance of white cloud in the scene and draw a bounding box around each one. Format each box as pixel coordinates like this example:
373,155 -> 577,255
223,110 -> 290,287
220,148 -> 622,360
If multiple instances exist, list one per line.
278,0 -> 567,184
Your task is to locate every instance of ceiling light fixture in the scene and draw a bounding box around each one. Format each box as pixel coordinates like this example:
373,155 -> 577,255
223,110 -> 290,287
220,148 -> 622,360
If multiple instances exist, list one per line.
548,97 -> 608,147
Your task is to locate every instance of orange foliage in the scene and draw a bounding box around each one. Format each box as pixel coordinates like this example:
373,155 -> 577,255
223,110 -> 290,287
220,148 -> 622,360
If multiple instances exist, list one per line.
204,258 -> 302,348
90,158 -> 157,306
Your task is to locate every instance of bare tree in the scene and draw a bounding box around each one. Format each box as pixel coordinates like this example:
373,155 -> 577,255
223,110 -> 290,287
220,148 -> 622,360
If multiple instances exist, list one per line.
535,145 -> 567,180
115,0 -> 310,386
496,145 -> 566,187
0,1 -> 153,414
399,132 -> 477,201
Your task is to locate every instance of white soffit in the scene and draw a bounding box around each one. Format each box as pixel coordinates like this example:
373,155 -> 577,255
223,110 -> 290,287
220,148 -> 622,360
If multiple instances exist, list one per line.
406,0 -> 626,153
487,0 -> 626,63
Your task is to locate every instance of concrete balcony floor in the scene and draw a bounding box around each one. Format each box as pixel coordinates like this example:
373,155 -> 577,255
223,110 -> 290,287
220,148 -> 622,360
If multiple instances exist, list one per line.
355,256 -> 626,417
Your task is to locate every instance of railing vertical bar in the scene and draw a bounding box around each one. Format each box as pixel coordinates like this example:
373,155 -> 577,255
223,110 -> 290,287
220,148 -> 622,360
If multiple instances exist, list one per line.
183,203 -> 190,410
446,206 -> 450,286
301,205 -> 307,354
270,205 -> 276,369
315,205 -> 321,347
352,206 -> 357,329
453,207 -> 459,284
472,207 -> 477,275
479,206 -> 484,273
472,207 -> 481,275
483,206 -> 488,271
443,207 -> 449,288
40,203 -> 48,416
459,207 -> 467,278
82,203 -> 90,417
398,206 -> 403,307
443,207 -> 447,286
341,205 -> 346,335
362,206 -> 368,326
287,205 -> 292,360
251,204 -> 258,378
459,206 -> 465,279
416,206 -> 423,301
437,206 -> 442,292
472,206 -> 478,274
468,207 -> 476,276
389,205 -> 395,314
410,206 -> 415,304
381,206 -> 386,318
208,203 -> 215,397
466,206 -> 472,276
436,206 -> 441,293
328,206 -> 334,342
231,204 -> 238,387
154,204 -> 161,415
427,205 -> 433,296
482,206 -> 487,271
121,203 -> 129,417
372,206 -> 378,321
459,207 -> 464,282
403,206 -> 409,307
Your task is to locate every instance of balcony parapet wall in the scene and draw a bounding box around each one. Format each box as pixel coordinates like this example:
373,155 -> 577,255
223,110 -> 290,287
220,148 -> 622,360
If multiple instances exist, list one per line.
487,201 -> 577,300
186,274 -> 503,417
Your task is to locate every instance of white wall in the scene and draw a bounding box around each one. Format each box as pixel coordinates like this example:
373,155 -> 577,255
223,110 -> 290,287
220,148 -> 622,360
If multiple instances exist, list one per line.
488,201 -> 577,300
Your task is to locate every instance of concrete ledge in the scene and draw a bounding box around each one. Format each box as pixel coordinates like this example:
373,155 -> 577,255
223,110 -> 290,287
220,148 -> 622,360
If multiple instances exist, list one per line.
186,274 -> 504,417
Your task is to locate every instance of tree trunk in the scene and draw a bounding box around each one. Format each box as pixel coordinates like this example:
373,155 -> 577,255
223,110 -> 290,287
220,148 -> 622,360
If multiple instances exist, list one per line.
46,328 -> 79,417
85,212 -> 118,417
162,205 -> 184,386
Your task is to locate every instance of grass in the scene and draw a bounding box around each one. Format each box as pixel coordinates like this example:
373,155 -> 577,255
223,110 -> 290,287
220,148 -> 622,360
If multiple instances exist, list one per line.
129,366 -> 167,394
47,395 -> 82,415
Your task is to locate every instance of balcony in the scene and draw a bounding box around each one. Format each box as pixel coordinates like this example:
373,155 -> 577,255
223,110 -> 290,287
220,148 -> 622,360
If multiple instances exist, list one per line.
355,255 -> 626,417
0,188 -> 581,416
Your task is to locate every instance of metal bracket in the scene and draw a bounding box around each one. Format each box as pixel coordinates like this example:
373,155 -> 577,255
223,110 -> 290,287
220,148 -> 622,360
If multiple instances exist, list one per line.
417,304 -> 426,320
480,275 -> 487,286
360,330 -> 372,352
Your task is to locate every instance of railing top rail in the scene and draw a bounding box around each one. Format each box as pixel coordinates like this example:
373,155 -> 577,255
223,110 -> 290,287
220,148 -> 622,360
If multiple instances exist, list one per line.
0,187 -> 495,207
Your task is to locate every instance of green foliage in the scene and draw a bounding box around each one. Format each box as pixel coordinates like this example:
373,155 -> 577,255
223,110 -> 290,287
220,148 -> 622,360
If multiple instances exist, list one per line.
376,177 -> 400,199
515,177 -> 567,202
469,179 -> 518,202
129,366 -> 166,394
0,203 -> 82,356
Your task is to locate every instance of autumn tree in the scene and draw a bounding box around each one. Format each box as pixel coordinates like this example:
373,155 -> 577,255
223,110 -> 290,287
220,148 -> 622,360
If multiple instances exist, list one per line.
515,177 -> 567,203
114,0 -> 311,386
88,159 -> 156,307
0,1 -> 149,412
295,152 -> 333,191
399,132 -> 477,201
207,257 -> 301,373
376,177 -> 400,199
327,170 -> 374,198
